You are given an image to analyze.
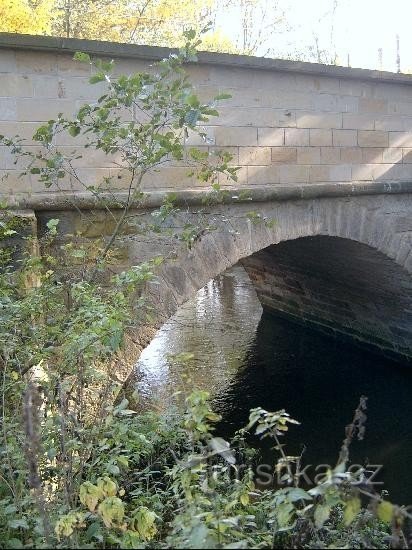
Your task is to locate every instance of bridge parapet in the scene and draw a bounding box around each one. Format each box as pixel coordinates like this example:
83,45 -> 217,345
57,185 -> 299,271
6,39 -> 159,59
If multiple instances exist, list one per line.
2,33 -> 412,204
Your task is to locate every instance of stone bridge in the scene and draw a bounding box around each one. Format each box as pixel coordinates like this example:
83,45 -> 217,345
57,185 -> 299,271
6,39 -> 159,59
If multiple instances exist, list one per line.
2,34 -> 412,364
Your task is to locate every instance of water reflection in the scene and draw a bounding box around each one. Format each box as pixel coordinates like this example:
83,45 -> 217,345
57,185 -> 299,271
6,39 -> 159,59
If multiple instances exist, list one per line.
126,265 -> 412,503
127,266 -> 262,410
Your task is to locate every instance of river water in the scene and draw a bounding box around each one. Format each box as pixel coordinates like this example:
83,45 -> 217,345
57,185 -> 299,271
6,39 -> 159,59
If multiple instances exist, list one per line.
126,266 -> 412,504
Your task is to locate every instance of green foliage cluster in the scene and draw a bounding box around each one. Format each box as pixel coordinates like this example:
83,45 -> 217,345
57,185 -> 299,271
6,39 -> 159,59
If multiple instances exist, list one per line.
0,30 -> 410,549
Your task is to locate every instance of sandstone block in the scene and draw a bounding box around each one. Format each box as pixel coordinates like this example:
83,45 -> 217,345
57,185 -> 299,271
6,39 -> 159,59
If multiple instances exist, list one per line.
382,148 -> 402,164
332,129 -> 357,146
362,148 -> 384,163
271,147 -> 297,164
214,126 -> 257,146
279,164 -> 310,183
340,147 -> 362,164
239,147 -> 271,165
297,147 -> 320,164
309,129 -> 332,146
258,128 -> 284,146
285,128 -> 309,146
296,111 -> 342,129
358,130 -> 388,147
320,147 -> 340,164
247,165 -> 280,185
358,98 -> 388,113
342,113 -> 374,130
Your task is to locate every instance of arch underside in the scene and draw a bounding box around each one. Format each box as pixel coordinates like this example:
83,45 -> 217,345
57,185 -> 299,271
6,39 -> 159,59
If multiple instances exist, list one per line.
142,193 -> 412,363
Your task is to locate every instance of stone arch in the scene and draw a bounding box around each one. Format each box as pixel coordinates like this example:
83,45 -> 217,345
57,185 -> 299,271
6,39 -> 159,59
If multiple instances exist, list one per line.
142,194 -> 412,361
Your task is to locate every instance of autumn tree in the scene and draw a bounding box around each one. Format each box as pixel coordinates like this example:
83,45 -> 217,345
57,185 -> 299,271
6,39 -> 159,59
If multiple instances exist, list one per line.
0,0 -> 54,35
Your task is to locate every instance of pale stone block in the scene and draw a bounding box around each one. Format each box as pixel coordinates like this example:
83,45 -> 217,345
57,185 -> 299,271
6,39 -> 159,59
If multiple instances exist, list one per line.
358,130 -> 388,147
297,147 -> 320,164
389,131 -> 412,147
388,101 -> 412,115
239,147 -> 271,166
214,126 -> 257,146
0,98 -> 17,121
358,98 -> 388,113
258,128 -> 284,146
209,107 -> 295,128
247,165 -> 280,185
342,113 -> 374,130
184,127 -> 215,146
340,147 -> 362,164
0,74 -> 33,97
362,148 -> 383,163
0,121 -> 39,144
320,147 -> 340,164
0,145 -> 42,170
382,148 -> 402,164
337,95 -> 359,113
374,116 -> 404,131
309,165 -> 330,182
339,80 -> 373,97
16,98 -> 76,122
0,50 -> 16,73
403,118 -> 412,132
311,93 -> 338,112
57,54 -> 93,76
332,129 -> 357,146
0,169 -> 29,193
31,75 -> 60,99
351,164 -> 376,180
271,147 -> 297,164
329,165 -> 352,181
271,90 -> 312,110
208,146 -> 239,165
285,128 -> 309,146
296,111 -> 342,129
402,148 -> 412,163
311,164 -> 351,182
15,51 -> 58,74
279,164 -> 310,183
311,76 -> 340,93
309,129 -> 332,146
218,166 -> 247,186
144,166 -> 198,189
59,146 -> 122,168
57,77 -> 108,100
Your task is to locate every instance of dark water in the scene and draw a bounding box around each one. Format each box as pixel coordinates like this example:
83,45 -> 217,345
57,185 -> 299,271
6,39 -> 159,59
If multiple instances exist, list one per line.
127,266 -> 412,504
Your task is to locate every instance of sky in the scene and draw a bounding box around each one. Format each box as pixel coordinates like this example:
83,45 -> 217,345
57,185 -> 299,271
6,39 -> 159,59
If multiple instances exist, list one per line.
217,0 -> 412,73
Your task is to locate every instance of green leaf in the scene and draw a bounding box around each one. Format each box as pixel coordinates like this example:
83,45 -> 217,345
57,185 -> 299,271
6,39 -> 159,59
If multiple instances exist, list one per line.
73,52 -> 91,63
89,73 -> 105,84
8,519 -> 29,530
68,125 -> 80,137
214,93 -> 232,100
30,167 -> 41,174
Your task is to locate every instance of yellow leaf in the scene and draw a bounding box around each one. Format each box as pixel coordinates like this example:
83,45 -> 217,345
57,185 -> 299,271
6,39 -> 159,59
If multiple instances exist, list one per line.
240,493 -> 250,506
343,497 -> 361,526
377,500 -> 394,524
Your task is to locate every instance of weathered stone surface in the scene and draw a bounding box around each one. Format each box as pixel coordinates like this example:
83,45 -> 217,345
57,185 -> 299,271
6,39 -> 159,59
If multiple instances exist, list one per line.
2,35 -> 412,200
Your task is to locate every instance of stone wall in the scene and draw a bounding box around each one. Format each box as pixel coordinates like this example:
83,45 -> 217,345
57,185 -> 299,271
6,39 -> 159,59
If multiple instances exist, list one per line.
2,34 -> 412,204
